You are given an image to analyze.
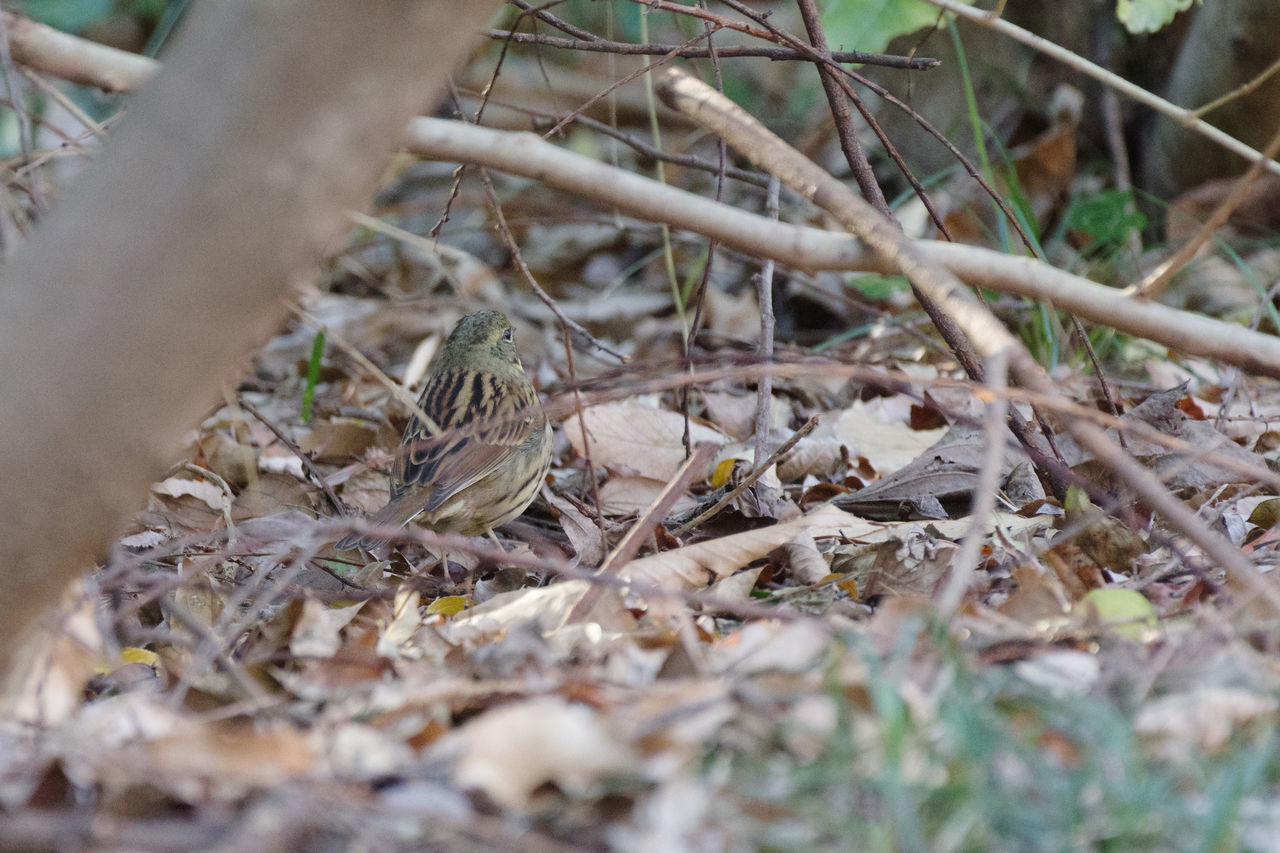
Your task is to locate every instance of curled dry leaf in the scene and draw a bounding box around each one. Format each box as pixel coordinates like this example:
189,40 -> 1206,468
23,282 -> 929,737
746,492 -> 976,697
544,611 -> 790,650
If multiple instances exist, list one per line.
290,600 -> 365,659
299,419 -> 379,462
1011,649 -> 1101,698
703,390 -> 789,440
861,532 -> 957,599
775,530 -> 830,585
443,580 -> 609,649
4,592 -> 104,726
441,695 -> 637,812
832,400 -> 949,477
622,504 -> 872,591
1060,386 -> 1267,492
563,402 -> 726,481
198,430 -> 256,487
777,435 -> 845,482
376,588 -> 423,660
319,722 -> 416,780
546,492 -> 606,566
835,424 -> 1045,520
145,721 -> 313,801
152,476 -> 227,512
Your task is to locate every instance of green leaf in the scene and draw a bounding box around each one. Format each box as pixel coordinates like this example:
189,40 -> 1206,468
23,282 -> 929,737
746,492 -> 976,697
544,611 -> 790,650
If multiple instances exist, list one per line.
846,273 -> 909,301
1115,0 -> 1199,34
1065,189 -> 1145,248
821,0 -> 972,56
21,0 -> 114,32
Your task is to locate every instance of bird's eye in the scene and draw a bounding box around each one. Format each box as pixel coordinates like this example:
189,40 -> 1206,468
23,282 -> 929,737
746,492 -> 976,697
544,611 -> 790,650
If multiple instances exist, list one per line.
501,328 -> 514,343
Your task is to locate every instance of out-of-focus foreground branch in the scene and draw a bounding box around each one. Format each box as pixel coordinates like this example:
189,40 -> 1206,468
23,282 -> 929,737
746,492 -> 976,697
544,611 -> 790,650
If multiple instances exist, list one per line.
0,0 -> 502,666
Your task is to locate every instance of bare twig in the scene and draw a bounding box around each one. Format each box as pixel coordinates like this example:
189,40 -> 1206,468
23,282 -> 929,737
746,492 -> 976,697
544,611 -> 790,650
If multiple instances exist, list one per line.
473,167 -> 629,362
485,28 -> 940,69
569,442 -> 717,622
753,176 -> 780,466
541,28 -> 715,140
536,110 -> 770,187
0,9 -> 153,92
559,323 -> 605,541
1190,54 -> 1280,119
601,443 -> 717,575
288,300 -> 439,432
936,350 -> 1007,618
506,0 -> 602,43
714,0 -> 992,387
0,13 -> 43,211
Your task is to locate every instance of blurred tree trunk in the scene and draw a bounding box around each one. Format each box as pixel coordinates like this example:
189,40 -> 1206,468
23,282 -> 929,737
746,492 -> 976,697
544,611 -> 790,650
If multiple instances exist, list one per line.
1143,0 -> 1280,197
0,0 -> 502,665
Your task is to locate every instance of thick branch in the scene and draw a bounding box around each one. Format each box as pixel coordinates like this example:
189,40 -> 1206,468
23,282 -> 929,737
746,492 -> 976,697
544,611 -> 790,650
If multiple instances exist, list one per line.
403,117 -> 1280,379
0,10 -> 152,92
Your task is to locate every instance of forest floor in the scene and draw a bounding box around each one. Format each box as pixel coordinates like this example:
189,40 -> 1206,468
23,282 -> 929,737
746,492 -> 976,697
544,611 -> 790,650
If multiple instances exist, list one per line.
6,2 -> 1280,851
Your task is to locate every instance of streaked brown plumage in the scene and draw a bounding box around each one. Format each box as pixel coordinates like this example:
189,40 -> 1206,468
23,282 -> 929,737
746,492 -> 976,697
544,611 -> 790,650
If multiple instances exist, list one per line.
336,310 -> 551,550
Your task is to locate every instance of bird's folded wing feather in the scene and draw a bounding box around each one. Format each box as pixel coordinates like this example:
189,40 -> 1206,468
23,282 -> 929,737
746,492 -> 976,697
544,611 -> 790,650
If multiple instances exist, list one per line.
395,368 -> 543,511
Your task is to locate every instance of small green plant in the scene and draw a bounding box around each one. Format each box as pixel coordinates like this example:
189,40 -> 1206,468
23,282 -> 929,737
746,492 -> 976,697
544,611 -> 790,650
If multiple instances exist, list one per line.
301,328 -> 325,424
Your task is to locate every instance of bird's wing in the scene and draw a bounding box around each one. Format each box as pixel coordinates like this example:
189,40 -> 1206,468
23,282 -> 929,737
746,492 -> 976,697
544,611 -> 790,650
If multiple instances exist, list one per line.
395,368 -> 543,511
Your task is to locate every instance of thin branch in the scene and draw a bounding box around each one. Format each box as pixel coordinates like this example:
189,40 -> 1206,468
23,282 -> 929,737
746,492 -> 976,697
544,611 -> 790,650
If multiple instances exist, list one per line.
485,28 -> 940,69
473,167 -> 629,362
793,0 -> 889,213
1190,54 -> 1280,119
569,442 -> 717,622
936,349 -> 1007,618
753,176 -> 780,466
506,0 -> 602,43
542,109 -> 770,187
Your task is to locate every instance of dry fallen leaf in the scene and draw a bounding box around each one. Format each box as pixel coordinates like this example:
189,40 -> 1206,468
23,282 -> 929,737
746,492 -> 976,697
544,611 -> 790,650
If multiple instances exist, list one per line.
290,600 -> 365,659
1136,687 -> 1278,758
441,695 -> 637,812
598,475 -> 700,517
622,504 -> 873,590
546,492 -> 606,566
833,399 -> 949,477
152,476 -> 227,511
563,402 -> 726,481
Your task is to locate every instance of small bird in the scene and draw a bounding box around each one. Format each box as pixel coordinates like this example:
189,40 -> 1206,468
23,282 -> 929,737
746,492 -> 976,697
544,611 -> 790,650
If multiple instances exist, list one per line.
336,309 -> 552,551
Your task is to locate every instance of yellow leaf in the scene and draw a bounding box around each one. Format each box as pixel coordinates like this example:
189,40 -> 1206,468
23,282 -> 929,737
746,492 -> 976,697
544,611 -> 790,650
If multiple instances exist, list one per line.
426,595 -> 470,617
119,647 -> 159,667
710,458 -> 737,489
1082,588 -> 1157,639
